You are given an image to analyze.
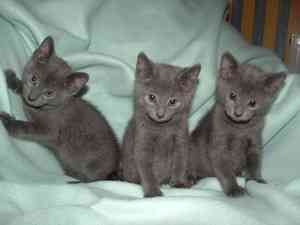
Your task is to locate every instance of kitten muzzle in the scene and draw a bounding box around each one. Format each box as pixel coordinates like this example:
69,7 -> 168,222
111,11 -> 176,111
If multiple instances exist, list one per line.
224,110 -> 252,124
146,113 -> 173,124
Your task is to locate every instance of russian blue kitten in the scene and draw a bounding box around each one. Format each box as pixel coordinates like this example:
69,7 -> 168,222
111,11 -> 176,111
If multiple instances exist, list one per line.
0,36 -> 119,182
188,52 -> 286,196
121,52 -> 200,197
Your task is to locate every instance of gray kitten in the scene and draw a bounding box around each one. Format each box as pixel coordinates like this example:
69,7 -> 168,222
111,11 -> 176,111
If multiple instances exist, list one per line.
121,52 -> 200,197
0,36 -> 119,182
188,52 -> 286,196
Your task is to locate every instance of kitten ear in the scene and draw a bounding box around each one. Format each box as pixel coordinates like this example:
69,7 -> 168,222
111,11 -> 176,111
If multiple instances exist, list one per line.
177,64 -> 201,91
136,52 -> 154,82
65,72 -> 89,95
36,36 -> 55,62
263,72 -> 287,94
219,52 -> 238,79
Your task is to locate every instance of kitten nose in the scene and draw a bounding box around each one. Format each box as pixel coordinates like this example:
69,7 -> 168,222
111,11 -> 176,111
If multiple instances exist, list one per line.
234,106 -> 243,117
28,94 -> 38,102
234,110 -> 243,117
28,96 -> 35,102
156,111 -> 165,119
28,90 -> 40,102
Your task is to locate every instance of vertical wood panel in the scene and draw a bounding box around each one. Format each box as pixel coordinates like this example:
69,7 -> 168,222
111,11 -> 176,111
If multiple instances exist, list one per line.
253,0 -> 266,45
224,1 -> 232,22
231,0 -> 244,32
241,0 -> 255,42
230,0 -> 299,62
285,0 -> 300,62
275,0 -> 291,59
263,0 -> 279,49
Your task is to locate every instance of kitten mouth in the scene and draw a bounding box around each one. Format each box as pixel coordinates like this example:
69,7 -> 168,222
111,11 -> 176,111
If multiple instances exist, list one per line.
23,98 -> 44,109
147,114 -> 172,124
23,97 -> 51,109
224,111 -> 251,124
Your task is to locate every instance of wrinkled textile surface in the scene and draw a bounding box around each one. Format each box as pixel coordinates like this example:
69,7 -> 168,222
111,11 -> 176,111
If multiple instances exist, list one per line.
0,0 -> 299,225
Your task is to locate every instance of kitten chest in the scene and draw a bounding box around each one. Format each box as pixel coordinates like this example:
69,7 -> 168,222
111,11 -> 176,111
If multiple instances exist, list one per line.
227,134 -> 250,174
152,133 -> 176,183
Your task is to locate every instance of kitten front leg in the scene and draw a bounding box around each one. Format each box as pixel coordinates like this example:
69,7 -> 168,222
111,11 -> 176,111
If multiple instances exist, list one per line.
245,139 -> 266,184
4,70 -> 23,95
135,134 -> 162,198
170,133 -> 191,188
212,156 -> 245,196
210,140 -> 245,197
0,112 -> 50,142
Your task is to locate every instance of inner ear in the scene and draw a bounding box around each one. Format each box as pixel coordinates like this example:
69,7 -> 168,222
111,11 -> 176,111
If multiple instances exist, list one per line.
219,52 -> 238,79
136,52 -> 155,82
177,64 -> 201,91
65,72 -> 89,95
263,72 -> 287,94
36,36 -> 55,62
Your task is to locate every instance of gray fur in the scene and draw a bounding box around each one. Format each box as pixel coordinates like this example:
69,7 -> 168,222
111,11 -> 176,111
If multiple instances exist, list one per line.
0,36 -> 119,182
188,52 -> 286,197
121,52 -> 200,197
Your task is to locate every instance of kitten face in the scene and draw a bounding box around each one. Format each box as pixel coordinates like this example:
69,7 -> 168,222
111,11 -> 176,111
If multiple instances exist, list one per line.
22,37 -> 88,109
222,80 -> 265,123
142,84 -> 184,123
217,52 -> 286,123
135,52 -> 200,123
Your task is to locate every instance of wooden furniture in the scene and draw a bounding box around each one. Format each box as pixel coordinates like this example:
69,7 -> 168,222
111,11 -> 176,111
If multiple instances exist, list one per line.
226,0 -> 300,63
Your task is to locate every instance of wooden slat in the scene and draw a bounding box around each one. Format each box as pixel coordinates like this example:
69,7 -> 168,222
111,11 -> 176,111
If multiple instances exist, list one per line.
285,0 -> 300,62
253,0 -> 266,45
224,0 -> 233,22
241,0 -> 255,42
263,0 -> 279,49
275,0 -> 291,59
231,0 -> 244,32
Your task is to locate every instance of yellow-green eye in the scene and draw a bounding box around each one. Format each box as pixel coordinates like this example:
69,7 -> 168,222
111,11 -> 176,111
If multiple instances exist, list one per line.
229,91 -> 237,100
249,99 -> 256,107
46,90 -> 55,97
168,98 -> 177,105
148,94 -> 156,102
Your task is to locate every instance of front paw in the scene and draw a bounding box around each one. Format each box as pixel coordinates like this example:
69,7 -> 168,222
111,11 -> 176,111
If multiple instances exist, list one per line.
187,175 -> 199,186
0,112 -> 15,127
170,176 -> 192,188
246,177 -> 267,184
225,185 -> 246,197
144,187 -> 163,198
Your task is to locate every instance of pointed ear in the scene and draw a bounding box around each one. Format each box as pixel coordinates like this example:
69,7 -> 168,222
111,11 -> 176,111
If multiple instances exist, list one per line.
219,52 -> 238,79
136,52 -> 155,82
35,36 -> 55,62
263,72 -> 287,94
177,64 -> 201,91
65,72 -> 89,95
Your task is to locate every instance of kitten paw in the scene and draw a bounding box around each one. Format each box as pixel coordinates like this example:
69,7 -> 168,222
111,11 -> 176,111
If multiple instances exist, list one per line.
226,186 -> 246,197
144,188 -> 163,198
186,175 -> 200,186
246,177 -> 267,184
170,178 -> 193,188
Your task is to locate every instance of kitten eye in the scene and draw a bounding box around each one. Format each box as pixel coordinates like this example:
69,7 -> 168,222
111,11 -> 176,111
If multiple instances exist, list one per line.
148,94 -> 156,102
229,91 -> 237,100
168,98 -> 177,106
45,90 -> 55,97
31,75 -> 38,83
248,99 -> 256,108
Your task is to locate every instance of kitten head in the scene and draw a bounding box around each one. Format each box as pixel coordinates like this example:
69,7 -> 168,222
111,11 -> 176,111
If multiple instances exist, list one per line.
22,36 -> 89,109
217,52 -> 286,123
135,52 -> 200,123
